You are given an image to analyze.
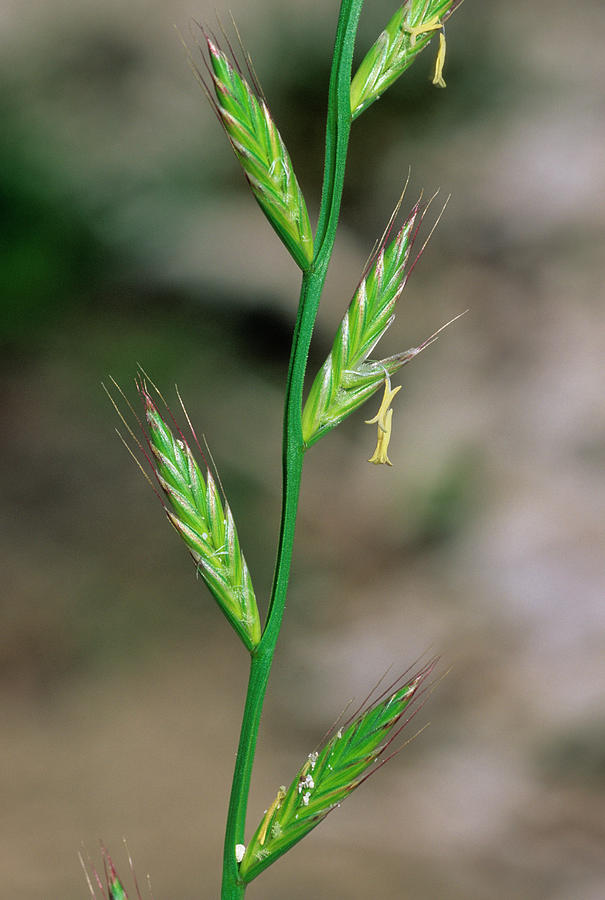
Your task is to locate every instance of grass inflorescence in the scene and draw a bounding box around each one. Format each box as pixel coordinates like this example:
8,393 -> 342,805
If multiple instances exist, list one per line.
104,1 -> 466,897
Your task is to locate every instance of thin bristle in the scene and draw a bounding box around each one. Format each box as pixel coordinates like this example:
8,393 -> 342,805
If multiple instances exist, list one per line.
371,654 -> 438,708
407,191 -> 450,279
114,428 -> 156,492
177,24 -> 223,126
103,381 -> 163,497
216,14 -> 260,98
79,852 -> 99,900
229,11 -> 266,103
340,663 -> 395,728
174,383 -> 210,475
104,380 -> 145,449
136,365 -> 168,407
201,432 -> 228,505
361,172 -> 413,282
101,849 -> 110,894
389,666 -> 440,738
413,309 -> 469,355
378,700 -> 430,761
123,838 -> 144,900
313,696 -> 356,752
83,844 -> 108,898
356,722 -> 431,788
343,659 -> 434,737
106,376 -> 159,466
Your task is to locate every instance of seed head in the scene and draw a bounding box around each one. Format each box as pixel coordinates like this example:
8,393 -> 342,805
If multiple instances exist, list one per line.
201,33 -> 314,270
238,660 -> 436,883
302,201 -> 422,448
139,383 -> 261,651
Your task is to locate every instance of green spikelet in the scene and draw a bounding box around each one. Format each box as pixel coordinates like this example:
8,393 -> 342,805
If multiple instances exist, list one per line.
141,386 -> 261,652
206,36 -> 314,270
238,663 -> 433,883
350,0 -> 463,119
303,203 -> 427,448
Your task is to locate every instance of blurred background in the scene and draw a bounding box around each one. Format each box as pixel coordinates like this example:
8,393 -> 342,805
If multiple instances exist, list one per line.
2,0 -> 605,897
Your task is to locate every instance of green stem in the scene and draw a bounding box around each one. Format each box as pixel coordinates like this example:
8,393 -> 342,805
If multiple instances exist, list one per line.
220,3 -> 363,897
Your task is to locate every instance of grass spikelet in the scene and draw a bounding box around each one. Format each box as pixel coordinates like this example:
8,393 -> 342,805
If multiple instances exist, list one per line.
139,383 -> 261,652
238,661 -> 435,883
80,844 -> 150,900
202,33 -> 314,270
302,201 -> 424,448
350,0 -> 463,119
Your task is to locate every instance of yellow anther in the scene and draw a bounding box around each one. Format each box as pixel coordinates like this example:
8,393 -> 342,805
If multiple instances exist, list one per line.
368,408 -> 394,466
403,15 -> 443,47
403,15 -> 448,88
365,374 -> 401,433
432,28 -> 447,87
366,375 -> 401,466
258,787 -> 286,846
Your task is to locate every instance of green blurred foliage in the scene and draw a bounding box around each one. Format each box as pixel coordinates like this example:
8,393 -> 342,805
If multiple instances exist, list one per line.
0,106 -> 103,347
539,720 -> 605,785
402,450 -> 480,550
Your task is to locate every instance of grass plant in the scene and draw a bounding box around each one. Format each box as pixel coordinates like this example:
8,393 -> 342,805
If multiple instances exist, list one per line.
99,1 -> 464,896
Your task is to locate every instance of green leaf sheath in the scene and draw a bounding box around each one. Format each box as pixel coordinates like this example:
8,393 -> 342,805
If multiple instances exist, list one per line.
220,3 -> 365,899
239,666 -> 430,882
207,37 -> 314,270
351,0 -> 463,119
302,204 -> 421,447
142,388 -> 261,652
